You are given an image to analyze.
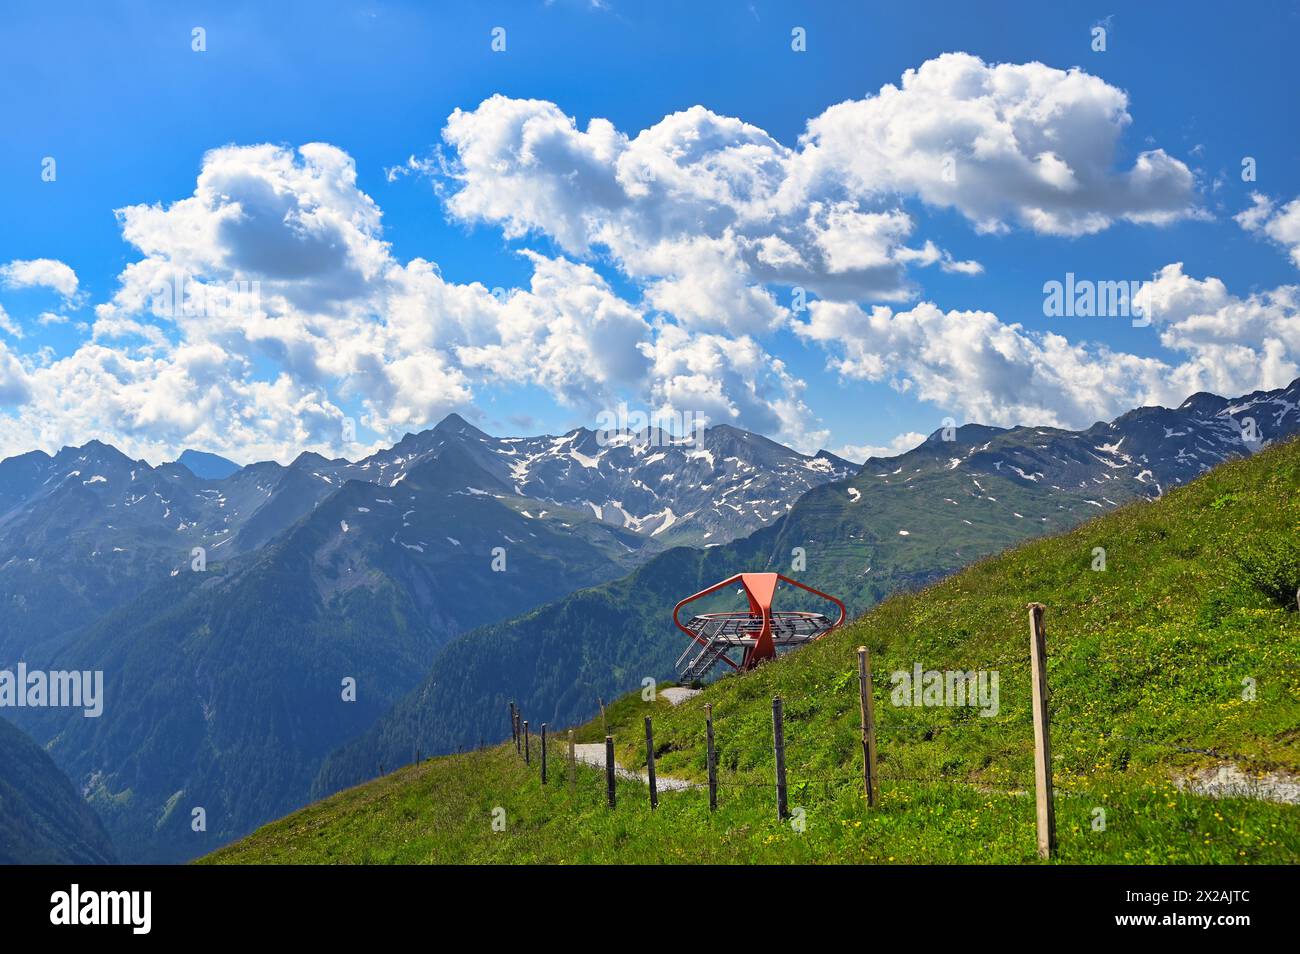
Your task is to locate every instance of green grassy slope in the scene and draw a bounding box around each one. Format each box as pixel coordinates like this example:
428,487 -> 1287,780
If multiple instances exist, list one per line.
206,439 -> 1300,864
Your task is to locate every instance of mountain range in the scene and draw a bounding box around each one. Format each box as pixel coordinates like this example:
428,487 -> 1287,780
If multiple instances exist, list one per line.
0,415 -> 848,665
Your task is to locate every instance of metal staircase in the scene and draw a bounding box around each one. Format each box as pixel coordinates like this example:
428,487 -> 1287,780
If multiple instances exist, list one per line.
674,616 -> 734,682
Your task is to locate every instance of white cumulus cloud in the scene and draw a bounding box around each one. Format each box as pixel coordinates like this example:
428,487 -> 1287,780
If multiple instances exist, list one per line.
795,53 -> 1198,236
797,264 -> 1299,430
0,258 -> 82,304
1236,192 -> 1300,268
435,53 -> 1197,336
835,431 -> 928,464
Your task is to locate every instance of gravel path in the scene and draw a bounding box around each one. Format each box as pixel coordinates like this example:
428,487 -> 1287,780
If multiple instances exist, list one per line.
661,687 -> 702,706
570,742 -> 697,791
1177,764 -> 1300,804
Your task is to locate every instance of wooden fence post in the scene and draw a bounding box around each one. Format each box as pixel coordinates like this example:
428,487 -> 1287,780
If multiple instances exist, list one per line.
644,717 -> 658,809
1028,603 -> 1056,860
857,646 -> 880,807
705,703 -> 718,811
514,710 -> 521,754
605,735 -> 616,808
772,696 -> 788,821
541,723 -> 548,784
599,698 -> 608,736
509,702 -> 517,745
568,729 -> 576,792
523,720 -> 530,766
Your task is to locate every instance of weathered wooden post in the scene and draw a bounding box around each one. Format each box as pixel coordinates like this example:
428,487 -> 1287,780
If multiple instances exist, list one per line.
857,646 -> 880,806
644,716 -> 658,809
772,696 -> 788,821
523,720 -> 530,766
705,703 -> 718,811
568,728 -> 577,792
514,709 -> 521,754
541,723 -> 548,784
509,701 -> 517,745
1028,603 -> 1056,860
605,735 -> 616,808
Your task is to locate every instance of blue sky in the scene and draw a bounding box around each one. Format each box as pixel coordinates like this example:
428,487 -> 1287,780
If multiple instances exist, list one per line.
1,0 -> 1297,464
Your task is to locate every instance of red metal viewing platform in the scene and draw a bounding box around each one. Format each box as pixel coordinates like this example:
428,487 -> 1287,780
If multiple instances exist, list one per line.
672,572 -> 845,682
